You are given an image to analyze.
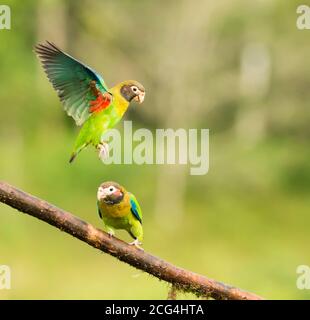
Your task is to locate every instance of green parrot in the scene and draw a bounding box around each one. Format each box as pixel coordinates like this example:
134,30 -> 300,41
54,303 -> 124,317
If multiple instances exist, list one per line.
97,181 -> 143,248
35,41 -> 145,162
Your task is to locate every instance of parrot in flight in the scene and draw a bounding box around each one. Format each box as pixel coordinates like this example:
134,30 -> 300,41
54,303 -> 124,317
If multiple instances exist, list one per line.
97,181 -> 143,248
35,41 -> 145,163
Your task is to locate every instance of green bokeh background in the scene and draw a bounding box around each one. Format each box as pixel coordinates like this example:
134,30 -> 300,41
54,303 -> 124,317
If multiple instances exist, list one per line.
1,0 -> 309,299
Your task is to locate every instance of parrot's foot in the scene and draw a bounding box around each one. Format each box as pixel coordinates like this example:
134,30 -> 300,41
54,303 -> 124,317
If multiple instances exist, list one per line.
129,239 -> 143,250
98,142 -> 109,162
107,230 -> 114,238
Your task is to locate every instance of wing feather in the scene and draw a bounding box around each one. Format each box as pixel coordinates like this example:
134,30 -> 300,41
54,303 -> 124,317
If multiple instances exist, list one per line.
129,193 -> 142,224
35,41 -> 109,126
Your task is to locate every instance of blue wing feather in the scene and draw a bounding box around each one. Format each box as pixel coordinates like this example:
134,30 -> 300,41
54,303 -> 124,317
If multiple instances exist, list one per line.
129,194 -> 142,224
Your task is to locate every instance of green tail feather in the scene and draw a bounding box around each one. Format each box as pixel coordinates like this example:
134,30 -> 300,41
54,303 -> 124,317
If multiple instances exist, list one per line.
69,153 -> 77,163
68,143 -> 88,163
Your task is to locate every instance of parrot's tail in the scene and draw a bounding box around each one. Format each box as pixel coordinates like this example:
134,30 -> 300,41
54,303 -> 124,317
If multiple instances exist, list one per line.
69,153 -> 77,163
69,143 -> 88,163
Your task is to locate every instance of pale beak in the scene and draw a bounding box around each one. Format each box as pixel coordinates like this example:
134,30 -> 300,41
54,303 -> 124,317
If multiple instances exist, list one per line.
138,91 -> 145,103
115,190 -> 123,198
134,91 -> 145,104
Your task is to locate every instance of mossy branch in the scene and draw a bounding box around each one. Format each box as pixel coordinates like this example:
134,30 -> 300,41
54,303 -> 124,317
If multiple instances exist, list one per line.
0,181 -> 263,300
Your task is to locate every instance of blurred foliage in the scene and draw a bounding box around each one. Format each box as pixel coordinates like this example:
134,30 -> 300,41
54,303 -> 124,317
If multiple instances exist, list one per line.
0,0 -> 310,299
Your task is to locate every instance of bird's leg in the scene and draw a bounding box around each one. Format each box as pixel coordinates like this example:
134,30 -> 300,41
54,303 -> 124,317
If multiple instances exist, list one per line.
97,142 -> 109,162
129,239 -> 143,250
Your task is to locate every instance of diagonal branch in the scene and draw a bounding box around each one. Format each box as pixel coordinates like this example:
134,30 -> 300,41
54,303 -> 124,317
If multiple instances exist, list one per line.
0,181 -> 263,300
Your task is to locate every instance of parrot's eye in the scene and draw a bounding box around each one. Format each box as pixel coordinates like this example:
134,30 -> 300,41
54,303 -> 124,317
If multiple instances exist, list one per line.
105,186 -> 116,195
131,86 -> 139,94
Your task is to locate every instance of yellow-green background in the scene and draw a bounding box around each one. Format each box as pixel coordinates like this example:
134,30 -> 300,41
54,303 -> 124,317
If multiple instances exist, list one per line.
1,0 -> 309,299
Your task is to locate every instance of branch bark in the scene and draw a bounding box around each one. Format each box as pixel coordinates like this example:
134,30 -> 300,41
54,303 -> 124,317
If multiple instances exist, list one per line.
0,181 -> 263,300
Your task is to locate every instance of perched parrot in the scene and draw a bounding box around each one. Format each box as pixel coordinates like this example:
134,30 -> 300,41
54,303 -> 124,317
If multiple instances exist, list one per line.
97,181 -> 143,248
35,41 -> 145,162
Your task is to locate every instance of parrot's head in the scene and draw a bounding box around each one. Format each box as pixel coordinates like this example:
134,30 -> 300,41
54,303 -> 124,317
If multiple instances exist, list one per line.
97,181 -> 125,205
120,80 -> 145,104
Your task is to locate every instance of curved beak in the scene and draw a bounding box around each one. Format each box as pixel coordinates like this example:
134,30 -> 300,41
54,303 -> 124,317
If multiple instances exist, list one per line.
134,91 -> 145,104
114,190 -> 123,198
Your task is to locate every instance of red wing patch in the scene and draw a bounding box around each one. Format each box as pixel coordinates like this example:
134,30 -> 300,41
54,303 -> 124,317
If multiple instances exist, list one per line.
89,80 -> 112,113
89,92 -> 112,113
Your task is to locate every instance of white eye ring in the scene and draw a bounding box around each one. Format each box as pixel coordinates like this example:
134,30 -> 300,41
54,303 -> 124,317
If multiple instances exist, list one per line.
131,86 -> 139,93
105,186 -> 116,195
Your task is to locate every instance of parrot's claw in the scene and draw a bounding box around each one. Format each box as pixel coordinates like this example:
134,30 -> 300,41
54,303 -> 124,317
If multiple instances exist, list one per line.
129,239 -> 143,250
98,142 -> 109,162
107,230 -> 114,238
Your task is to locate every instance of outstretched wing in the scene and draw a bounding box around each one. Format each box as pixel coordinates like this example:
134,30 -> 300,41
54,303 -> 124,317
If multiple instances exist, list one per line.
35,41 -> 111,126
129,193 -> 142,224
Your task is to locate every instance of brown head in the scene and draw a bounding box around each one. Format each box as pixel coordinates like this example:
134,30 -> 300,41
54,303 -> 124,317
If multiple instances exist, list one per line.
97,181 -> 125,205
119,80 -> 145,104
